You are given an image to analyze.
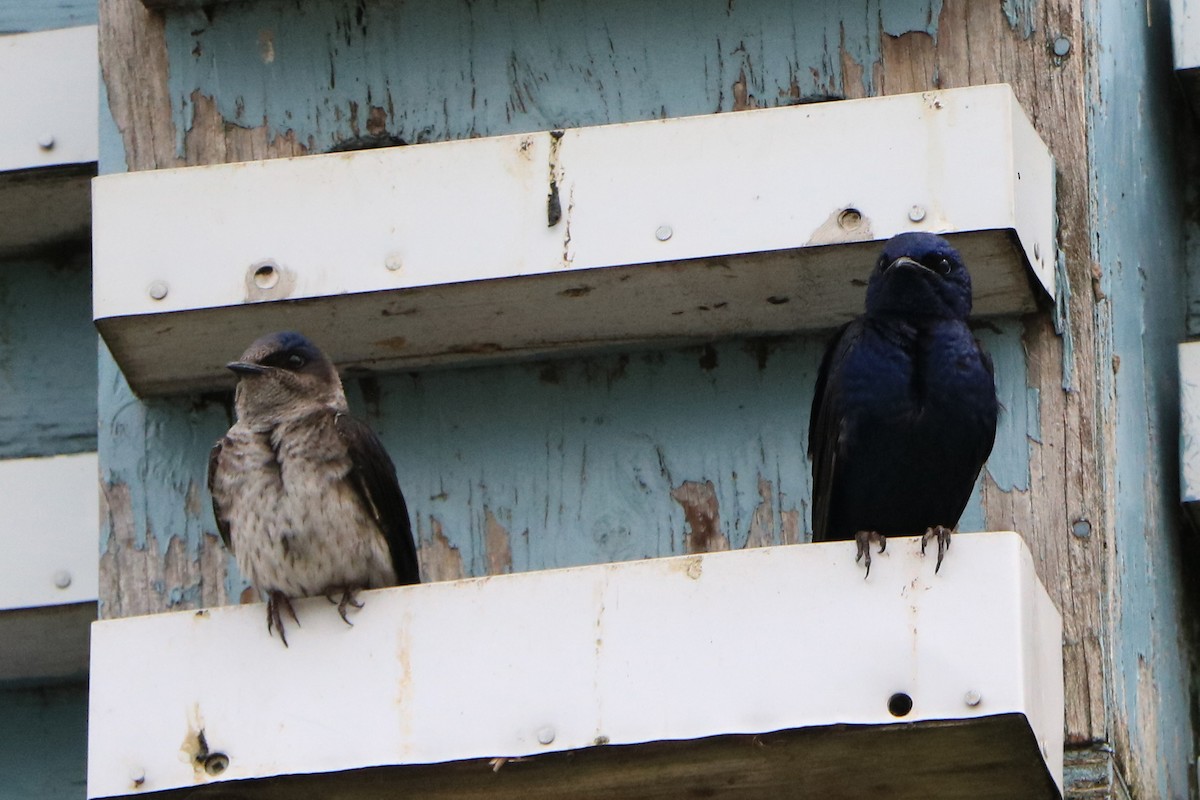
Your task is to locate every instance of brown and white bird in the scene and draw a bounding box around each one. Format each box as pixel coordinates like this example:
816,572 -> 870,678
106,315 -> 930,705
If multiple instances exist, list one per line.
208,332 -> 420,646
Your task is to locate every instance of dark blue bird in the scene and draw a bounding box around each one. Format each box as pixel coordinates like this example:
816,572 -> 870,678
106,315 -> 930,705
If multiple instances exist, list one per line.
808,232 -> 998,574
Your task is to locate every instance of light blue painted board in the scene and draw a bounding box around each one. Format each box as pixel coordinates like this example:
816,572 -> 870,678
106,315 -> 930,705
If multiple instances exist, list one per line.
161,0 -> 942,154
0,1 -> 96,34
0,251 -> 97,458
0,683 -> 87,800
1089,0 -> 1194,796
98,0 -> 1035,619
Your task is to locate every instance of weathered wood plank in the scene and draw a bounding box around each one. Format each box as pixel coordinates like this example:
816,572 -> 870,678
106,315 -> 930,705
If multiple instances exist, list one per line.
93,716 -> 1058,800
97,0 -> 1106,772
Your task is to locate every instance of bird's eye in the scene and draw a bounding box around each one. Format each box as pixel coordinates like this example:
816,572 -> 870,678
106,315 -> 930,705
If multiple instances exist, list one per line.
286,353 -> 306,369
933,258 -> 952,275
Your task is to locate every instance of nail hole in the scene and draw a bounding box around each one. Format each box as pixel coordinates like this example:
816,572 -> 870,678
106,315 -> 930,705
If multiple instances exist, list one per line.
887,692 -> 913,717
253,263 -> 279,290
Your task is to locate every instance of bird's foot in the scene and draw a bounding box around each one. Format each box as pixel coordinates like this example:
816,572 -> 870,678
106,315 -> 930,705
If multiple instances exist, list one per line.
266,591 -> 300,647
921,525 -> 953,573
325,587 -> 364,626
854,530 -> 886,577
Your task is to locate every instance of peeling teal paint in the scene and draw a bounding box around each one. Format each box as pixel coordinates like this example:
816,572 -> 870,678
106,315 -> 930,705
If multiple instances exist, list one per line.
0,251 -> 97,459
161,0 -> 944,154
0,1 -> 95,34
1001,0 -> 1038,40
979,320 -> 1032,493
1088,0 -> 1193,795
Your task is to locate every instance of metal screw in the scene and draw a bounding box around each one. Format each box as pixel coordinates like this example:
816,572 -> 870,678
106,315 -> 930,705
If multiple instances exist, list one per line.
837,208 -> 862,230
1071,519 -> 1092,539
148,281 -> 169,300
54,570 -> 72,589
385,254 -> 403,272
908,205 -> 926,223
536,726 -> 556,745
203,752 -> 229,776
964,690 -> 982,707
130,768 -> 146,788
655,225 -> 673,242
1053,37 -> 1071,57
38,134 -> 55,150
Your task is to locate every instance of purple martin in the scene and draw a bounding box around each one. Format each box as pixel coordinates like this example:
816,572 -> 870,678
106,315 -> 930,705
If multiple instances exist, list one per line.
208,332 -> 420,645
808,233 -> 998,575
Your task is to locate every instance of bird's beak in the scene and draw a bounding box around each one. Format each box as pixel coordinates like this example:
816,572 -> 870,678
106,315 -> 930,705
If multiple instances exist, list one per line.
887,256 -> 928,272
227,361 -> 268,376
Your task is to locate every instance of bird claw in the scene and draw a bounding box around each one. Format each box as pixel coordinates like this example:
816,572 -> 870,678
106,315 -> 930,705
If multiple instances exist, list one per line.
854,530 -> 886,577
325,587 -> 364,626
921,525 -> 953,572
266,591 -> 300,647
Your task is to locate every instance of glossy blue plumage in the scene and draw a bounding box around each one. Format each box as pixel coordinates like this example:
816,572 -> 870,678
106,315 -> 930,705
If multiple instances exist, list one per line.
808,233 -> 998,566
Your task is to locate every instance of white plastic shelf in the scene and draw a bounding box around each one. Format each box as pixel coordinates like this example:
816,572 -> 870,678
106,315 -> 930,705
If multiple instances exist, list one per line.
92,84 -> 1055,397
1172,0 -> 1200,111
87,532 -> 1063,799
1179,342 -> 1200,526
0,452 -> 99,682
0,25 -> 98,255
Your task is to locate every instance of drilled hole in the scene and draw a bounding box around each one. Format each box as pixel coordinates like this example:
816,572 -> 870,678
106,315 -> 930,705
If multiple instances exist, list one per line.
253,263 -> 279,290
837,208 -> 863,230
887,692 -> 913,718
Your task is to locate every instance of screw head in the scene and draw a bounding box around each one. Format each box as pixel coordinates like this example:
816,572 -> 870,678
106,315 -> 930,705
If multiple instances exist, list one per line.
908,205 -> 926,223
1053,37 -> 1071,57
536,726 -> 556,745
655,225 -> 673,242
964,690 -> 982,707
385,254 -> 403,272
203,753 -> 229,776
130,767 -> 146,788
147,281 -> 169,300
38,134 -> 55,150
53,570 -> 72,589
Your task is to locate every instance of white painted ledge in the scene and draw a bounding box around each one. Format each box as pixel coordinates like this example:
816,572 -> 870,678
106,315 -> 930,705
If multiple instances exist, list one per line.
1179,343 -> 1200,522
1173,0 -> 1200,113
0,452 -> 99,682
0,26 -> 98,255
1173,0 -> 1200,71
92,84 -> 1056,396
87,532 -> 1063,799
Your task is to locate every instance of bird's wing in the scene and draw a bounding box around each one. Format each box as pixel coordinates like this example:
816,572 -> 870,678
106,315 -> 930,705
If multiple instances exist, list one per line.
207,438 -> 233,552
807,320 -> 860,542
335,413 -> 421,585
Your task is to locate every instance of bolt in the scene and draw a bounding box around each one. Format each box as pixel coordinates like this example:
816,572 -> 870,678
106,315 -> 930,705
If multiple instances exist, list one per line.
908,205 -> 926,223
536,726 -> 556,745
130,767 -> 146,788
1053,37 -> 1071,57
203,752 -> 229,776
148,281 -> 169,300
964,690 -> 982,707
655,225 -> 673,242
54,570 -> 72,589
1072,519 -> 1092,539
38,134 -> 55,150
